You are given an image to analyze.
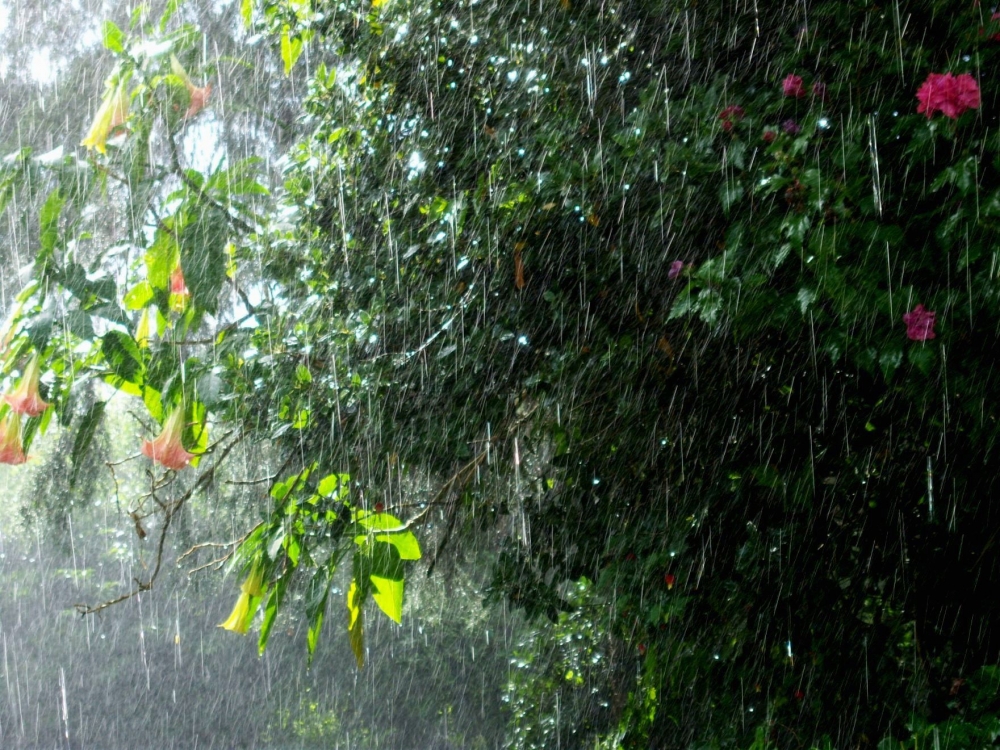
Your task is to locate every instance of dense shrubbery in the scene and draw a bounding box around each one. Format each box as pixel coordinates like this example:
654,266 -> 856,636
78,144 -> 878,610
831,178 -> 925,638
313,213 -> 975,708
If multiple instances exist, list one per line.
5,0 -> 1000,746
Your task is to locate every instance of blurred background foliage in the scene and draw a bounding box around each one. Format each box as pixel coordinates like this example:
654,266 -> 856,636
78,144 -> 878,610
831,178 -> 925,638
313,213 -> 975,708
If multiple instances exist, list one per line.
4,0 -> 1000,747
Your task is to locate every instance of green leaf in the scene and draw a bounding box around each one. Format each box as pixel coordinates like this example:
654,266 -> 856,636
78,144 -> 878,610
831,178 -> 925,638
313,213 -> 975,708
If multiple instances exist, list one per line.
64,311 -> 94,340
281,26 -> 304,76
124,281 -> 155,310
70,401 -> 107,488
259,576 -> 289,655
178,208 -> 228,314
240,0 -> 253,27
305,565 -> 331,659
370,574 -> 404,624
38,188 -> 65,265
145,229 -> 180,290
102,20 -> 125,53
346,579 -> 365,668
101,330 -> 144,384
317,472 -> 350,499
354,509 -> 422,560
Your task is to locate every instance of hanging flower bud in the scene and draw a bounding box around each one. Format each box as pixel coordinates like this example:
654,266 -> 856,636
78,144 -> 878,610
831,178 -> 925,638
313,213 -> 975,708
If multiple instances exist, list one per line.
169,266 -> 191,313
3,353 -> 51,417
82,78 -> 129,154
171,54 -> 212,120
140,405 -> 196,470
0,411 -> 28,465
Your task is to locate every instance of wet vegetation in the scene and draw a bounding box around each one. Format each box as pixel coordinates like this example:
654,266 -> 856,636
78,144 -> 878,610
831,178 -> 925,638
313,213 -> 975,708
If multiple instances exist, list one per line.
4,0 -> 1000,747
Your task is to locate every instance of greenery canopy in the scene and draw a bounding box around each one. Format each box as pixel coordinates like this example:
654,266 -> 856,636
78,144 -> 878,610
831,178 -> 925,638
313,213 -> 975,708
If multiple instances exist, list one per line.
4,0 -> 1000,747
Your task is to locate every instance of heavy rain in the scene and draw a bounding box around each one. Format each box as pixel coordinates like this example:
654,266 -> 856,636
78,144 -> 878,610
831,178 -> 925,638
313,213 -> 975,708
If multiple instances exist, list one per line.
2,0 -> 1000,748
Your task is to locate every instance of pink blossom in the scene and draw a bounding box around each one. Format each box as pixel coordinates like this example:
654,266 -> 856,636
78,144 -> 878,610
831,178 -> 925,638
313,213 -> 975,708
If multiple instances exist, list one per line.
718,105 -> 745,132
811,81 -> 827,100
916,73 -> 980,120
782,74 -> 806,98
141,405 -> 196,470
3,354 -> 51,417
782,119 -> 801,135
903,304 -> 937,341
184,83 -> 212,120
668,260 -> 685,279
0,411 -> 28,465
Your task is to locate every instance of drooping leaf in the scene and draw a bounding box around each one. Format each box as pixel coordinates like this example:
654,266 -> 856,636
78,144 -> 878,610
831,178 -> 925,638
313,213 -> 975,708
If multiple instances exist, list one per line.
102,20 -> 125,52
346,579 -> 365,668
280,26 -> 303,76
101,330 -> 144,385
70,401 -> 107,488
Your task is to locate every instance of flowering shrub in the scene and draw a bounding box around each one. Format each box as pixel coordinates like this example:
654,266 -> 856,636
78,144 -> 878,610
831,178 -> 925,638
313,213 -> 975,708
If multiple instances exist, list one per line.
782,73 -> 806,98
903,304 -> 937,341
915,72 -> 980,119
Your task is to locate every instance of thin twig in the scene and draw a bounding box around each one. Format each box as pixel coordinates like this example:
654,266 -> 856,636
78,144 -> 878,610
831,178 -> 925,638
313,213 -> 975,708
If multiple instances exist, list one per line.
75,433 -> 244,616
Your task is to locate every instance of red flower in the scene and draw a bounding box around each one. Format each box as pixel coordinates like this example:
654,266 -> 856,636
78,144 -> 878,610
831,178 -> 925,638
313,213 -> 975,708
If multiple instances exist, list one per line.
141,405 -> 196,470
782,74 -> 806,98
916,73 -> 980,120
664,573 -> 676,589
169,266 -> 191,313
638,643 -> 647,655
0,411 -> 28,465
718,105 -> 745,132
3,353 -> 51,417
763,129 -> 777,143
903,304 -> 937,341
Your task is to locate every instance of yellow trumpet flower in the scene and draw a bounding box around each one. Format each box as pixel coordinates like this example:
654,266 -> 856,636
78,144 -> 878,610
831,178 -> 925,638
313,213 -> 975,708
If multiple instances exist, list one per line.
81,78 -> 129,154
219,566 -> 267,634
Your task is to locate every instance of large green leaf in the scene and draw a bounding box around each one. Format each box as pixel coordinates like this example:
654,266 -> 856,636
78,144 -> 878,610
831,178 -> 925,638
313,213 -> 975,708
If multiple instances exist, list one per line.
370,574 -> 404,624
70,401 -> 106,488
178,207 -> 228,314
100,330 -> 144,385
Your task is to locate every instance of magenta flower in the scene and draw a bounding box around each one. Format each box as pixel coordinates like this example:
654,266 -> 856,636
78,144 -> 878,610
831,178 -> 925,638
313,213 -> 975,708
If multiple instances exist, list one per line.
811,81 -> 827,100
782,74 -> 806,98
782,119 -> 801,135
668,260 -> 685,280
902,304 -> 936,341
916,73 -> 980,120
718,105 -> 745,132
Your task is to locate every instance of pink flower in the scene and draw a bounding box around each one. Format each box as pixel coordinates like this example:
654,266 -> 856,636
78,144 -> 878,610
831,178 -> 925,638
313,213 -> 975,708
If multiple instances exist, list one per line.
763,129 -> 777,143
668,260 -> 685,279
903,304 -> 936,341
718,105 -> 745,132
169,266 -> 191,313
782,74 -> 806,98
0,411 -> 28,465
782,119 -> 801,135
811,81 -> 827,100
141,405 -> 196,470
3,353 -> 51,417
184,83 -> 212,120
916,73 -> 980,120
